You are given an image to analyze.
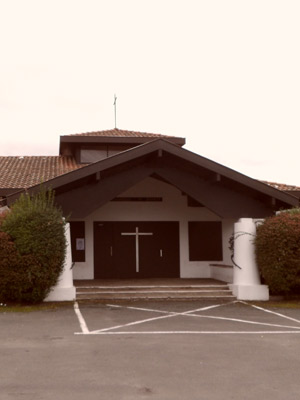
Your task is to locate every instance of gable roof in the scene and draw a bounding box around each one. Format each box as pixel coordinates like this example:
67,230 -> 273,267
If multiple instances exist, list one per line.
4,139 -> 299,216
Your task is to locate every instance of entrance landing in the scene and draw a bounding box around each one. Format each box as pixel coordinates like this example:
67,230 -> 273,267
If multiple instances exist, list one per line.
74,279 -> 235,301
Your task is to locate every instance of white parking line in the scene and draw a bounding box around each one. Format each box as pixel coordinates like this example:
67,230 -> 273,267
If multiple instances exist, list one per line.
88,303 -> 300,334
88,304 -> 213,334
107,302 -> 233,314
246,302 -> 300,325
73,301 -> 300,335
74,302 -> 89,334
89,304 -> 226,334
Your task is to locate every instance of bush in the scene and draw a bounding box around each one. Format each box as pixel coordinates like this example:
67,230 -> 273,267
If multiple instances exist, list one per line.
0,188 -> 66,303
0,231 -> 23,302
255,209 -> 300,295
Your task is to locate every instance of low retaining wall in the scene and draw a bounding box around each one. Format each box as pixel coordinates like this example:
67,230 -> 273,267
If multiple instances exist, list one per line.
210,264 -> 233,283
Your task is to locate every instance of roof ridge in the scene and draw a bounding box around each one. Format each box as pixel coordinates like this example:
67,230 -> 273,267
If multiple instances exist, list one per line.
61,127 -> 178,138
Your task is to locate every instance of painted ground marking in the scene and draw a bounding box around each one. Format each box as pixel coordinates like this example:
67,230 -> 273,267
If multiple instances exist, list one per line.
244,301 -> 300,324
74,302 -> 89,334
73,301 -> 300,335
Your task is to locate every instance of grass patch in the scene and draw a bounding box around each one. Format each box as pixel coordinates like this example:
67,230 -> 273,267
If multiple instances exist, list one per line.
0,301 -> 74,313
264,302 -> 300,309
251,300 -> 300,309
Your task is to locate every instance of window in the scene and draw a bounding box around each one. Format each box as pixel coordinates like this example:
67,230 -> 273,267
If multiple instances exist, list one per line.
80,148 -> 107,163
80,144 -> 134,163
111,197 -> 162,202
188,221 -> 223,261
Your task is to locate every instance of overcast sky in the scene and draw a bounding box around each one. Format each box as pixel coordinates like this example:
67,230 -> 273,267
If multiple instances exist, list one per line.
1,0 -> 300,186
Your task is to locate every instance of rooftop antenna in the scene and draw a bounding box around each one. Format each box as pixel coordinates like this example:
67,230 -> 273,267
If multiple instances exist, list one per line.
113,94 -> 117,128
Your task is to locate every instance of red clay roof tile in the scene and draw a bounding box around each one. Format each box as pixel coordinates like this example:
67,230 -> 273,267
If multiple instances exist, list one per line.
0,156 -> 86,189
262,181 -> 300,191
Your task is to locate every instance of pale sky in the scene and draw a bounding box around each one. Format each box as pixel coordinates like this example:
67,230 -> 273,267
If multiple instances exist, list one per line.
1,0 -> 300,186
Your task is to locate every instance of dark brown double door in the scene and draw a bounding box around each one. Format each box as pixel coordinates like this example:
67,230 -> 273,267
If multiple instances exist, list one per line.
94,221 -> 180,279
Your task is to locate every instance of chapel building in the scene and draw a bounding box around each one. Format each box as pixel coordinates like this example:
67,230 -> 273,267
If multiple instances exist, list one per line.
1,129 -> 299,283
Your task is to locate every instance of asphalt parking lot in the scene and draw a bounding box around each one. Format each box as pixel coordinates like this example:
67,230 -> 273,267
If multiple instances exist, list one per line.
1,300 -> 300,400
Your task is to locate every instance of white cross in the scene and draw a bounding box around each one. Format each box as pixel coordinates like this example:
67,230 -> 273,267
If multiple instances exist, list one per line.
121,227 -> 153,272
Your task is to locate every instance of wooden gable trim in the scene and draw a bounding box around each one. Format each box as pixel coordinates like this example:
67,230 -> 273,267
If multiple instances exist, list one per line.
55,158 -> 278,219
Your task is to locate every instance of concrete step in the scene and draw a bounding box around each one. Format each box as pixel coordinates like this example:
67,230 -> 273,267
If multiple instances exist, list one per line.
77,285 -> 229,292
75,285 -> 235,300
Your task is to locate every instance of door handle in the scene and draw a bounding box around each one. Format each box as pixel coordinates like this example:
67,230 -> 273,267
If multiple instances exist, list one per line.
160,249 -> 163,258
110,246 -> 113,257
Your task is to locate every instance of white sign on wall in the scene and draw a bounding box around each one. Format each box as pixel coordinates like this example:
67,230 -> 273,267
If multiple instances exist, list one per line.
76,238 -> 85,251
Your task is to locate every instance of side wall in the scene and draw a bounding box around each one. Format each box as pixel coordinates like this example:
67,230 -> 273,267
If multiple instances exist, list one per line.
72,177 -> 234,280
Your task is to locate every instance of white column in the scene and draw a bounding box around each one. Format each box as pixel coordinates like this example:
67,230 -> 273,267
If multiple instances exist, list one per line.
45,222 -> 76,302
229,218 -> 269,301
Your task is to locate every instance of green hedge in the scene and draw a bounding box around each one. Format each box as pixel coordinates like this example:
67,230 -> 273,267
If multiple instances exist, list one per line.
0,189 -> 66,303
255,209 -> 300,295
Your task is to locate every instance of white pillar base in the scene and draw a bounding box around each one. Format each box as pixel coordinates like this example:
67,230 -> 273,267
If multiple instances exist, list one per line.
44,286 -> 76,302
230,284 -> 269,301
43,223 -> 76,302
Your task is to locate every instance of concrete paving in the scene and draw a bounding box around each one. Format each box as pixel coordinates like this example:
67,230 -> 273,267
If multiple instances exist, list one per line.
0,300 -> 300,400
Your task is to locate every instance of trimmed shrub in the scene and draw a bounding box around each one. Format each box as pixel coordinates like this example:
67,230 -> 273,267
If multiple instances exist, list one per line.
255,209 -> 300,295
0,231 -> 23,302
0,231 -> 43,303
0,189 -> 66,303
